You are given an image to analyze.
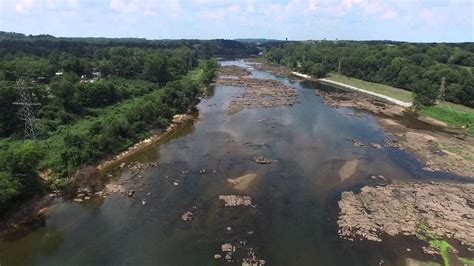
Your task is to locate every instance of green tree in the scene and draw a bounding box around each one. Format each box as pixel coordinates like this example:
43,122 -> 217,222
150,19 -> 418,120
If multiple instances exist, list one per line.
413,80 -> 440,107
0,171 -> 20,205
143,52 -> 169,84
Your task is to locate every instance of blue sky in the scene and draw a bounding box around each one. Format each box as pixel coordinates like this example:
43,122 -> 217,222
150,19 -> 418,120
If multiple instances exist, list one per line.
0,0 -> 472,42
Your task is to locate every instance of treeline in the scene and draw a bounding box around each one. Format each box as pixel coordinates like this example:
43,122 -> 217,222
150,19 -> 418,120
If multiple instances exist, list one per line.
0,31 -> 258,59
0,34 -> 220,210
264,41 -> 474,107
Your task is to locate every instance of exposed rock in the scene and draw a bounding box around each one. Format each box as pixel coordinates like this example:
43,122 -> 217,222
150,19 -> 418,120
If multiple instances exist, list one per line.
221,243 -> 236,253
104,184 -> 126,194
346,138 -> 366,147
384,139 -> 404,150
337,181 -> 474,248
242,248 -> 266,266
338,159 -> 359,182
227,173 -> 258,191
371,143 -> 382,149
370,175 -> 388,182
181,211 -> 193,221
253,156 -> 272,164
214,66 -> 297,115
219,65 -> 251,78
214,254 -> 222,259
219,195 -> 253,207
73,198 -> 83,202
172,114 -> 192,124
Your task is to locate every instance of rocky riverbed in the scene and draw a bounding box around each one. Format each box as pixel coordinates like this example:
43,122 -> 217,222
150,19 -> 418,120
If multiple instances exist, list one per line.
337,181 -> 474,250
214,66 -> 297,115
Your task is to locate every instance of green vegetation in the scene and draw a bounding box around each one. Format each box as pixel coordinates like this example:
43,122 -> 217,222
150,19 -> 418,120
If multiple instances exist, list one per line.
265,41 -> 474,108
420,105 -> 474,135
0,34 -> 221,212
416,223 -> 474,266
326,73 -> 413,102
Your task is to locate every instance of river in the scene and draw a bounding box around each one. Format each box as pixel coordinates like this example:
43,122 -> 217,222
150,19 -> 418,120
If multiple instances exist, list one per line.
0,60 -> 460,265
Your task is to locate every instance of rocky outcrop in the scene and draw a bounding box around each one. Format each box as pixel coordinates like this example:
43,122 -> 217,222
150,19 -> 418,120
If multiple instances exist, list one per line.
337,181 -> 474,248
219,195 -> 253,207
214,65 -> 297,115
227,173 -> 259,191
253,156 -> 272,165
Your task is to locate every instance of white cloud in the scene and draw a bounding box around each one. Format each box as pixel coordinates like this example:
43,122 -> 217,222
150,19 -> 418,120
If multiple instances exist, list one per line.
307,0 -> 318,12
419,8 -> 437,27
379,9 -> 397,20
15,0 -> 36,13
109,0 -> 140,13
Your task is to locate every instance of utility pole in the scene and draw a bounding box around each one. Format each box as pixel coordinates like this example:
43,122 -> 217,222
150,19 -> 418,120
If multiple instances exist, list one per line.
338,58 -> 342,74
13,79 -> 41,140
439,76 -> 446,101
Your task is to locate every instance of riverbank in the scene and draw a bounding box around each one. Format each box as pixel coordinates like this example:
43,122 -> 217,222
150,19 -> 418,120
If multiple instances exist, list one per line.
247,59 -> 474,178
317,78 -> 413,107
0,62 -> 219,239
313,83 -> 474,178
322,73 -> 474,136
0,113 -> 196,239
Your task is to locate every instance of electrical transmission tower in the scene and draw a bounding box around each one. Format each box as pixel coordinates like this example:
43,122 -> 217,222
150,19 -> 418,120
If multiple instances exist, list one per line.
13,79 -> 41,140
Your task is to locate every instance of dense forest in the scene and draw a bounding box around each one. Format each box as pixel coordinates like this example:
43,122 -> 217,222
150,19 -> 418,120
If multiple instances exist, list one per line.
0,33 -> 232,211
264,41 -> 474,107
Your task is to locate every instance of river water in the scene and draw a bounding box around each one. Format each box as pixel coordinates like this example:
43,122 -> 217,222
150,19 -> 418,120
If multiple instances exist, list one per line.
0,60 -> 460,265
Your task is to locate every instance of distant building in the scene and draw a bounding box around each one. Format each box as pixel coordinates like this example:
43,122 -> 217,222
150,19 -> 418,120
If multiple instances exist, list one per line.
89,71 -> 101,83
55,71 -> 63,76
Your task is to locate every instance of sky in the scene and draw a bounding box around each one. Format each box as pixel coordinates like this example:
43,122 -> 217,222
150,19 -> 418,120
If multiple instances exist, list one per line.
0,0 -> 472,42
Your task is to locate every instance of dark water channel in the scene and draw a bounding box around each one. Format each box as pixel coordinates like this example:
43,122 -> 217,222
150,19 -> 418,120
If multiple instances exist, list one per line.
0,60 -> 462,265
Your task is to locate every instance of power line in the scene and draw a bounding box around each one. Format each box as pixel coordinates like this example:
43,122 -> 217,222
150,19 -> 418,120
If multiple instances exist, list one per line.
12,79 -> 41,140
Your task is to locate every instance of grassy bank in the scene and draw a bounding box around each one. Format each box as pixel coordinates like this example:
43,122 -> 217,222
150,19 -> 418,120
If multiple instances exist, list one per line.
324,73 -> 474,135
325,73 -> 413,102
420,104 -> 474,135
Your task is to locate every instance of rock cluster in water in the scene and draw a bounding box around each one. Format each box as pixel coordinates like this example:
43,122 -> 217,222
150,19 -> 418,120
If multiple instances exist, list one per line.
337,181 -> 474,249
219,195 -> 253,207
253,156 -> 272,165
214,65 -> 297,115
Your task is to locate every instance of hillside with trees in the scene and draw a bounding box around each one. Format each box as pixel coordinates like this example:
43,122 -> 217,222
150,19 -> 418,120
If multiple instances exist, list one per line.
264,41 -> 474,108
